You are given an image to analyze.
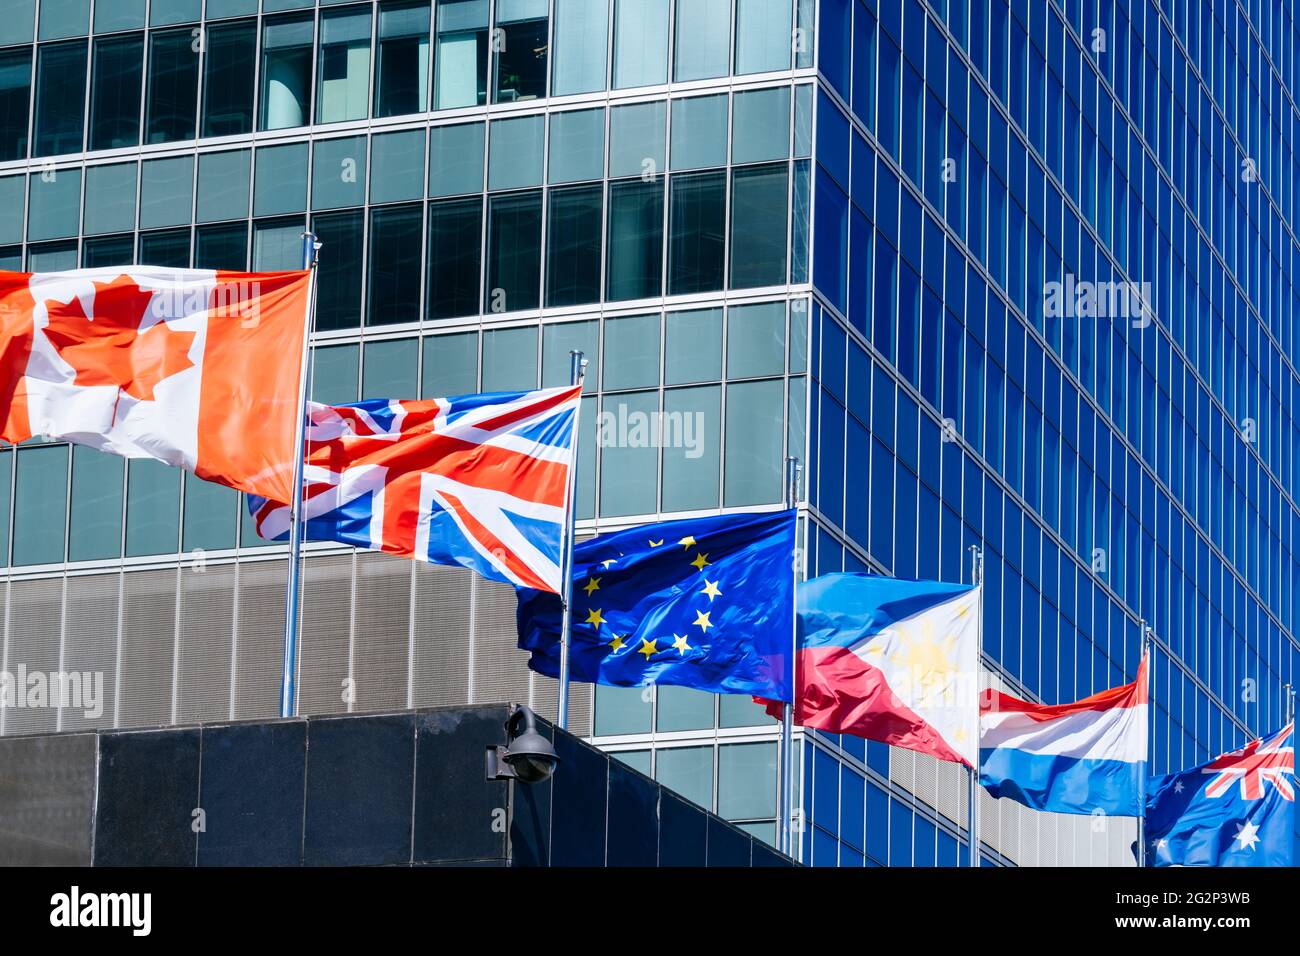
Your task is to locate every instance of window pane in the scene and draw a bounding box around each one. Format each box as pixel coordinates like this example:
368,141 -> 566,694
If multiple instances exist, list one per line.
541,319 -> 597,389
485,190 -> 541,313
718,741 -> 776,819
182,473 -> 237,552
673,0 -> 729,82
727,301 -> 785,377
363,338 -> 419,400
481,326 -> 537,391
546,184 -> 602,308
39,0 -> 89,41
34,41 -> 87,157
655,745 -> 712,810
370,129 -> 425,203
719,693 -> 768,727
608,100 -> 664,177
145,28 -> 199,143
139,155 -> 193,229
13,445 -> 67,566
196,149 -> 250,222
27,168 -> 82,241
0,246 -> 20,270
494,0 -> 548,103
254,142 -> 309,215
488,114 -> 544,189
732,86 -> 790,163
0,49 -> 31,162
69,446 -> 123,561
434,0 -> 488,109
657,685 -> 713,731
602,312 -> 658,390
83,233 -> 135,267
599,390 -> 657,516
594,683 -> 650,735
313,208 -> 364,330
27,241 -> 78,271
84,163 -> 138,235
375,0 -> 430,117
426,196 -> 482,320
0,178 -> 22,245
0,0 -> 35,46
735,0 -> 792,74
548,108 -> 604,184
724,377 -> 783,505
253,217 -> 305,270
126,458 -> 180,556
729,163 -> 788,288
195,222 -> 248,269
428,122 -> 484,197
312,342 -> 359,403
260,15 -> 314,130
422,331 -> 478,397
670,94 -> 727,170
665,307 -> 722,384
90,34 -> 143,151
150,0 -> 201,26
138,227 -> 191,267
552,0 -> 607,96
202,20 -> 256,137
208,0 -> 258,18
317,7 -> 372,123
605,178 -> 663,301
613,0 -> 668,89
668,170 -> 725,295
311,134 -> 367,209
661,384 -> 720,511
367,203 -> 423,325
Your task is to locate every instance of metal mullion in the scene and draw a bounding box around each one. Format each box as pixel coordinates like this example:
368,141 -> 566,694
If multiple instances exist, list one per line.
55,451 -> 72,731
18,34 -> 37,167
77,26 -> 93,157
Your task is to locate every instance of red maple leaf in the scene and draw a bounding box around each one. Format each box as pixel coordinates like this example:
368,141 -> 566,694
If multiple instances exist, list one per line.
43,274 -> 197,402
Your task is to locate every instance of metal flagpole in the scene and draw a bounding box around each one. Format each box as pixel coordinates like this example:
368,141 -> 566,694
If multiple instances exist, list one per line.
779,456 -> 801,857
1284,683 -> 1294,725
278,233 -> 321,719
1137,622 -> 1151,867
967,545 -> 982,867
555,350 -> 588,731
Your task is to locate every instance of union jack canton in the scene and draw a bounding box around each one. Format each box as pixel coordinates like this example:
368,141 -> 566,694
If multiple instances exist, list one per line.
249,385 -> 583,594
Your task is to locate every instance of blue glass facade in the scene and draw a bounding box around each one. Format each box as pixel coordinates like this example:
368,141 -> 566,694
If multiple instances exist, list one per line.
0,0 -> 1295,866
799,0 -> 1299,864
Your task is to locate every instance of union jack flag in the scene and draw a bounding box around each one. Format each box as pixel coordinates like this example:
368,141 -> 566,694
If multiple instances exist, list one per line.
249,385 -> 582,593
1201,722 -> 1295,801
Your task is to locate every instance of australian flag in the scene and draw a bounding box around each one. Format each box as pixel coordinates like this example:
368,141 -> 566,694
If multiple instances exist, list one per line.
1144,722 -> 1295,867
517,510 -> 796,701
249,386 -> 582,593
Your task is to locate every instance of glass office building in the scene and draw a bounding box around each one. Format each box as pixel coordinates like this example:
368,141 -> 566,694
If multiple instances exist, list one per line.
0,0 -> 1296,866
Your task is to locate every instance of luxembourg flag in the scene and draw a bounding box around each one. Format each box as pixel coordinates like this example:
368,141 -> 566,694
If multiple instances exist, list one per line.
979,652 -> 1148,816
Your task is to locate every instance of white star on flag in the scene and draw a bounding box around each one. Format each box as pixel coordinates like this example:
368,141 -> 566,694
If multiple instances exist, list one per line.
1233,820 -> 1261,851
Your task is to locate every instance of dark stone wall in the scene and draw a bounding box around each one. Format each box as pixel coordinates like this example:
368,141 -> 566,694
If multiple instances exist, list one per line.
0,705 -> 791,867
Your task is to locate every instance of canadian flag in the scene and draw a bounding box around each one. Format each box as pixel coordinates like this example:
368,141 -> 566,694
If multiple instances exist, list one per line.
0,267 -> 311,503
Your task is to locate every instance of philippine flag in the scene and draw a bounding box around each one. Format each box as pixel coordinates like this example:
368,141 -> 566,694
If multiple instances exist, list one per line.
978,652 -> 1148,816
787,574 -> 981,768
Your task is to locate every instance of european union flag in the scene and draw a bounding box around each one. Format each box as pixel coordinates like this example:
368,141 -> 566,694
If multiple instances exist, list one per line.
1143,722 -> 1294,867
517,510 -> 796,701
